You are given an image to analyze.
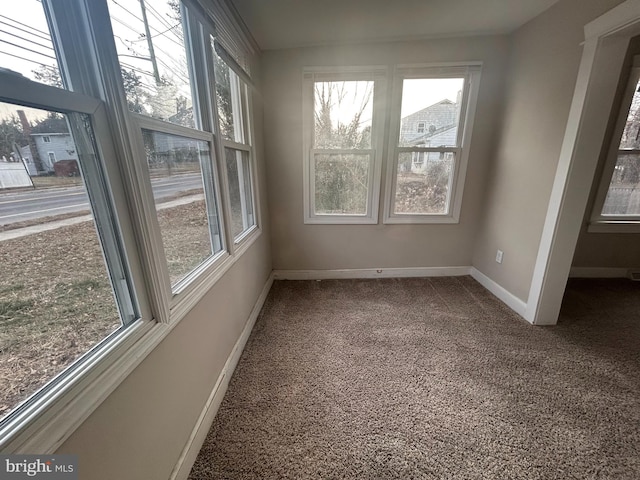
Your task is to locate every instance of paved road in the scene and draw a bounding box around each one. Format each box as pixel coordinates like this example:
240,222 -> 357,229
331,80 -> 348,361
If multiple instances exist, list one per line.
0,173 -> 203,225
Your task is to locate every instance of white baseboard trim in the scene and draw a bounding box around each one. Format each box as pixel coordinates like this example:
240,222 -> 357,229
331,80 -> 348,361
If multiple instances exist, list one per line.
273,266 -> 472,280
469,268 -> 528,320
170,272 -> 274,480
569,267 -> 630,278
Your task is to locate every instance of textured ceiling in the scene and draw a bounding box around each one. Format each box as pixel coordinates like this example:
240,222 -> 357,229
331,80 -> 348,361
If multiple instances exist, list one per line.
229,0 -> 562,50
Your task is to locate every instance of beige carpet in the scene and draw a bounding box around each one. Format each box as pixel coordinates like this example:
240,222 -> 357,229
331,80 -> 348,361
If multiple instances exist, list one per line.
189,277 -> 640,479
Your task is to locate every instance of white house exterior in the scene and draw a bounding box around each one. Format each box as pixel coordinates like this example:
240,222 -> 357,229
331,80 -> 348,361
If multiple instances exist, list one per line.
30,133 -> 78,172
399,99 -> 460,173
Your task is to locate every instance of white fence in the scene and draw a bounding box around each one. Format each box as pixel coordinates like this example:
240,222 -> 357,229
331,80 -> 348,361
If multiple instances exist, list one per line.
0,161 -> 33,189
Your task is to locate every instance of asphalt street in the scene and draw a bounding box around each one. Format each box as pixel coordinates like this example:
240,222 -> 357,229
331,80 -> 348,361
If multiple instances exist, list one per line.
0,173 -> 203,225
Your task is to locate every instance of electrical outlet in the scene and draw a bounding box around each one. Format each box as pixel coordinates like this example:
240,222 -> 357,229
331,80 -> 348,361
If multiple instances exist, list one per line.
495,250 -> 504,264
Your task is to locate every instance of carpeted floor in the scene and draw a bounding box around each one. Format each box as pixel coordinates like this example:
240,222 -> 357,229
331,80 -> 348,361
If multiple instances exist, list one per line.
188,276 -> 640,479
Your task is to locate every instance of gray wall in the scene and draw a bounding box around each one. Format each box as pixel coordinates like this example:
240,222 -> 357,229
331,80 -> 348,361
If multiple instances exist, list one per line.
471,0 -> 627,301
263,36 -> 509,271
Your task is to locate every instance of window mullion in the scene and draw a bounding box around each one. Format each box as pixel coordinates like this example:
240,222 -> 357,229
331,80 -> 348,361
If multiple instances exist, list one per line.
184,10 -> 227,255
81,0 -> 171,322
205,35 -> 236,253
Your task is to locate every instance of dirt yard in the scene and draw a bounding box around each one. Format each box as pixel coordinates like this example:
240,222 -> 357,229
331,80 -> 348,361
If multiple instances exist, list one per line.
0,199 -> 209,419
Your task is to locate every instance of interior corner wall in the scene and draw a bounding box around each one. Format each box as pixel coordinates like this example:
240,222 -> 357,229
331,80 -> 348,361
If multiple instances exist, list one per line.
470,0 -> 627,301
572,35 -> 640,271
262,36 -> 509,272
53,59 -> 273,480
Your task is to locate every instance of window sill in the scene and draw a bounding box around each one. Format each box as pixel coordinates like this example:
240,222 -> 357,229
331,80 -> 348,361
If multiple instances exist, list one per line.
0,317 -> 156,454
587,221 -> 640,233
170,226 -> 262,323
383,213 -> 460,224
304,215 -> 378,225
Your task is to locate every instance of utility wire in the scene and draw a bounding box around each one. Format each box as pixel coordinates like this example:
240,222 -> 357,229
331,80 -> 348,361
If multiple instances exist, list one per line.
0,19 -> 51,43
0,50 -> 54,69
0,38 -> 56,60
0,29 -> 55,51
110,0 -> 145,25
0,14 -> 49,38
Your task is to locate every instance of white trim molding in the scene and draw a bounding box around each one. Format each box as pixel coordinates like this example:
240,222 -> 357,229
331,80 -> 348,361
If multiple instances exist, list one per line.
470,268 -> 528,319
273,266 -> 471,280
170,272 -> 274,480
526,0 -> 640,326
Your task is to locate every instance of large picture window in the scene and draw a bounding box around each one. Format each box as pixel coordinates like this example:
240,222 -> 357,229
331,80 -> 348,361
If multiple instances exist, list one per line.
303,69 -> 385,224
384,66 -> 480,224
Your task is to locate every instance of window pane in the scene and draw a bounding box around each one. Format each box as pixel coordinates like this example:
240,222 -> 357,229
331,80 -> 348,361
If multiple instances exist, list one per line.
619,78 -> 640,149
143,130 -> 220,285
314,153 -> 370,215
106,0 -> 195,128
313,81 -> 374,149
225,148 -> 255,237
602,153 -> 640,215
394,151 -> 454,214
0,0 -> 63,88
213,46 -> 246,144
0,104 -> 124,421
399,78 -> 464,147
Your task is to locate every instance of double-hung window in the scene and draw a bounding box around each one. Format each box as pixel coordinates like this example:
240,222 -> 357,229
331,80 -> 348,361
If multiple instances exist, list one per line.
0,0 -> 148,451
106,0 -> 228,294
212,42 -> 258,241
303,68 -> 386,224
589,56 -> 640,232
384,65 -> 480,223
0,0 -> 259,453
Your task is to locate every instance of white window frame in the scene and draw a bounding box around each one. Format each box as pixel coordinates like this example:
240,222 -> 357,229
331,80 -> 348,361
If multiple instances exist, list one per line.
0,65 -> 152,454
302,67 -> 386,224
589,55 -> 640,233
383,64 -> 481,224
212,40 -> 260,245
42,136 -> 51,143
0,0 -> 261,454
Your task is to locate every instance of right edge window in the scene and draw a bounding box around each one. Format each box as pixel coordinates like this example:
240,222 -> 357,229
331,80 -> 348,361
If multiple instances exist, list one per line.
589,56 -> 640,232
384,66 -> 480,224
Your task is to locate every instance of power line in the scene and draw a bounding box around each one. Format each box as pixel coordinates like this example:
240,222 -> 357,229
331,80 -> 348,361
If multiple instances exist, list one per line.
143,3 -> 183,47
144,2 -> 177,33
155,57 -> 189,84
119,61 -> 153,78
0,14 -> 49,39
0,19 -> 51,43
0,50 -> 54,70
0,38 -> 56,60
110,0 -> 144,25
110,15 -> 143,37
129,21 -> 180,42
0,29 -> 55,51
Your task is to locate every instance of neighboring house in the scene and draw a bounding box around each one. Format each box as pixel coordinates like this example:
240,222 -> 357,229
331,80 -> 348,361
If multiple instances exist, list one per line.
30,133 -> 78,173
17,144 -> 37,176
399,99 -> 459,173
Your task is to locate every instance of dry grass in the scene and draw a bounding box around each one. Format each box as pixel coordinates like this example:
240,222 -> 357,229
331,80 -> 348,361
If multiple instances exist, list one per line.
30,176 -> 83,189
0,210 -> 91,233
0,199 -> 208,420
157,199 -> 212,285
